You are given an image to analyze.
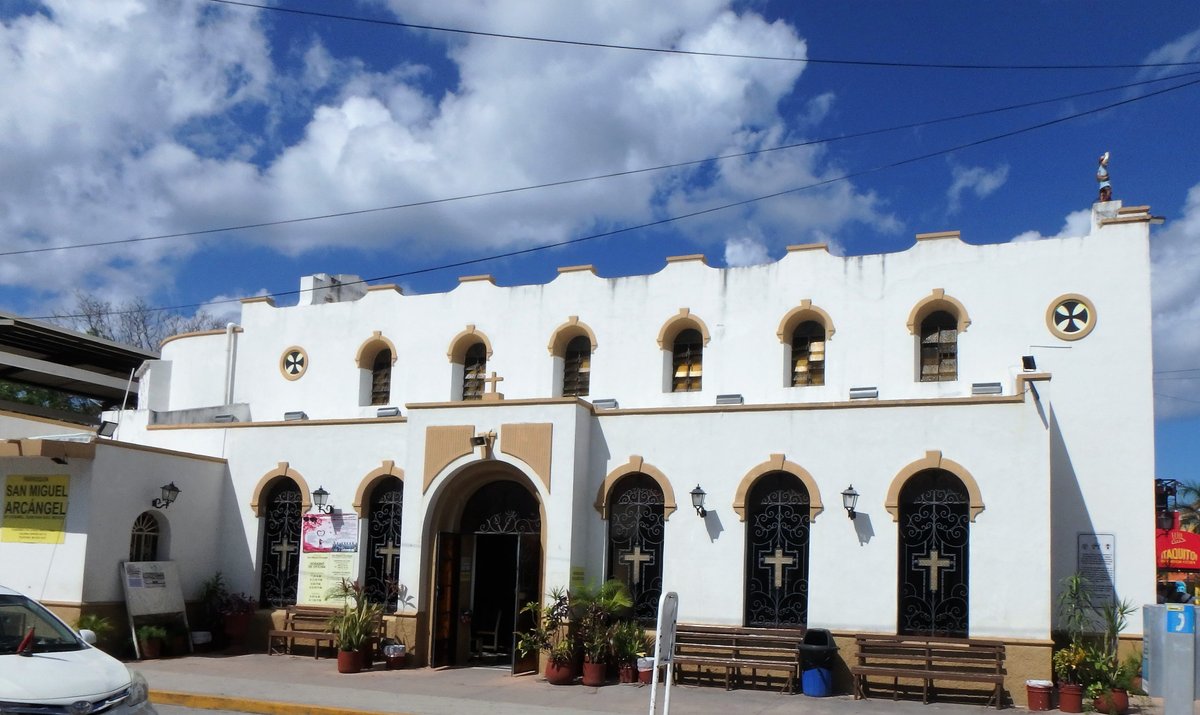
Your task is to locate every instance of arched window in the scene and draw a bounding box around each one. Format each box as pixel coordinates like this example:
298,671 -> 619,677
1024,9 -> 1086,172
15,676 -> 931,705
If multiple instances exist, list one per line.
260,479 -> 302,608
606,474 -> 665,623
791,321 -> 825,387
919,311 -> 958,382
364,477 -> 404,605
563,335 -> 591,397
898,469 -> 969,637
463,342 -> 487,400
672,329 -> 703,393
129,511 -> 160,562
744,472 -> 810,627
370,349 -> 392,405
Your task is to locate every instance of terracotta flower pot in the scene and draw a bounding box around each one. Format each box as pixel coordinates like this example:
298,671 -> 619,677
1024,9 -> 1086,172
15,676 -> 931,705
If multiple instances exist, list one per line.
618,663 -> 637,684
337,649 -> 363,674
1093,688 -> 1129,715
139,639 -> 162,660
222,613 -> 251,651
582,659 -> 606,687
1057,683 -> 1084,713
544,660 -> 575,685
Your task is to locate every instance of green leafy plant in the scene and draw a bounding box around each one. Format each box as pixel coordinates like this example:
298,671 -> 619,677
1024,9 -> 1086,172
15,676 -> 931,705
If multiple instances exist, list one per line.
75,613 -> 114,640
198,572 -> 229,630
326,579 -> 384,652
219,591 -> 257,616
572,579 -> 632,664
1053,643 -> 1087,685
135,624 -> 168,642
516,587 -> 574,667
610,620 -> 646,665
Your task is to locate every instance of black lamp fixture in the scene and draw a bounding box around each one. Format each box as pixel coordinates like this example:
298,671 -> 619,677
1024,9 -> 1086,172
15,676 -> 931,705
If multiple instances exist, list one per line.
841,485 -> 859,520
1022,355 -> 1037,371
690,484 -> 707,517
151,482 -> 181,509
311,486 -> 334,514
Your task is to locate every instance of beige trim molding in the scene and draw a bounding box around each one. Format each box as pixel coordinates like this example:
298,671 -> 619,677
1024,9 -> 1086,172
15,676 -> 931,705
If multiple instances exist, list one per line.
915,230 -> 961,242
0,409 -> 96,429
241,296 -> 276,306
423,425 -> 475,493
96,440 -> 227,463
556,265 -> 596,274
279,346 -> 309,381
352,460 -> 404,516
500,423 -> 553,493
547,316 -> 599,356
656,308 -> 712,349
160,326 -> 242,349
906,289 -> 971,334
458,274 -> 495,284
446,324 -> 494,362
355,331 -> 399,367
776,300 -> 836,343
594,455 -> 678,520
407,397 -> 583,410
367,284 -> 403,294
1045,293 -> 1097,341
665,254 -> 708,265
249,462 -> 312,516
0,438 -> 95,461
148,415 -> 406,430
884,450 -> 984,522
785,243 -> 830,253
731,454 -> 825,522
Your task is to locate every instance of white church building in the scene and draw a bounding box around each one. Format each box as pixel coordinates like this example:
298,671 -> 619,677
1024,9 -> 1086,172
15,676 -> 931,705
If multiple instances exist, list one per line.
0,199 -> 1159,701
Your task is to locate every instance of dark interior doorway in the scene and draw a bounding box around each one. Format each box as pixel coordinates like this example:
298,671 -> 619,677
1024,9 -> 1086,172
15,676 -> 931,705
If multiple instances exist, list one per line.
430,478 -> 541,673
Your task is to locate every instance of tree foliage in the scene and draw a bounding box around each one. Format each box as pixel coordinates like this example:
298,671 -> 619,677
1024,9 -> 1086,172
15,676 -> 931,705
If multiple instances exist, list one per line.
54,290 -> 225,352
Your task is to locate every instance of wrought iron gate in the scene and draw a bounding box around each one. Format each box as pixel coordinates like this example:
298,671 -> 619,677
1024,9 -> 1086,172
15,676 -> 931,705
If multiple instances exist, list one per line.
364,477 -> 404,605
898,470 -> 969,637
607,475 -> 665,623
260,480 -> 301,608
744,473 -> 810,627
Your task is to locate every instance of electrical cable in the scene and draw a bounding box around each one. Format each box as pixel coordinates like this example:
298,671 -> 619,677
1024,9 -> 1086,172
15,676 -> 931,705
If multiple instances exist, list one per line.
208,0 -> 1200,71
6,68 -> 1198,259
37,74 -> 1200,321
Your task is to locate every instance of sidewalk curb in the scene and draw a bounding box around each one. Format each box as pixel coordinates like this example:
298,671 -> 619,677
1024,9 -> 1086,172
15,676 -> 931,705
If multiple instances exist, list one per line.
150,689 -> 413,715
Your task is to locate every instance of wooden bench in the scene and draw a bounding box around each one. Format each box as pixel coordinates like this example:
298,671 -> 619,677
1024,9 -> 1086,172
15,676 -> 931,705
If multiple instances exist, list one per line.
671,624 -> 806,693
849,634 -> 1006,708
266,605 -> 386,659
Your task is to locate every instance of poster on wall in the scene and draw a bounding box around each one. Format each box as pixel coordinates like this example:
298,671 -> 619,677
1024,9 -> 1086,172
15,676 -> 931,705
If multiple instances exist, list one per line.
298,514 -> 359,604
1,475 -> 69,544
1077,533 -> 1116,606
119,561 -> 191,659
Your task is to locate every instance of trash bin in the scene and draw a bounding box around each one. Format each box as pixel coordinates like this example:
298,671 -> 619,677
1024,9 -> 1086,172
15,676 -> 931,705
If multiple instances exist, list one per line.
382,641 -> 407,669
637,656 -> 655,684
798,628 -> 837,697
1025,679 -> 1053,711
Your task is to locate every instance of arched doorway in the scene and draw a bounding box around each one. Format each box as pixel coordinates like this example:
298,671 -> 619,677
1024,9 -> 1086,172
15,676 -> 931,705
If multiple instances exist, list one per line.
744,472 -> 810,627
260,479 -> 302,608
897,469 -> 969,637
430,476 -> 542,673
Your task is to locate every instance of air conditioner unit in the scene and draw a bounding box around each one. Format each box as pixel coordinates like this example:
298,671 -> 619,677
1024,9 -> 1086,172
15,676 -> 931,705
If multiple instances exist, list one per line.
849,387 -> 879,400
715,394 -> 744,405
971,382 -> 1003,395
283,411 -> 308,421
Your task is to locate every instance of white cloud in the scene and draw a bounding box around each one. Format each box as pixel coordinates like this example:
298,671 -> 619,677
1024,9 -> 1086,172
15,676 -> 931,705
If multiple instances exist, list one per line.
724,235 -> 771,267
0,0 -> 904,316
1139,26 -> 1200,80
1152,181 -> 1200,418
946,163 -> 1009,214
1010,209 -> 1091,243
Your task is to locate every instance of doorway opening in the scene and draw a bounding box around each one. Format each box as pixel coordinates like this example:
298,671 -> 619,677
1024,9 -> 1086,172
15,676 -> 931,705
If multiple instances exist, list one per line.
430,477 -> 542,674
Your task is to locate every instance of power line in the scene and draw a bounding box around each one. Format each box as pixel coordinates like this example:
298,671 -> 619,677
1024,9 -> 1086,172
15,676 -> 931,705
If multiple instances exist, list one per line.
1156,393 -> 1200,405
7,68 -> 1198,260
37,74 -> 1200,322
1156,368 -> 1200,375
209,0 -> 1200,71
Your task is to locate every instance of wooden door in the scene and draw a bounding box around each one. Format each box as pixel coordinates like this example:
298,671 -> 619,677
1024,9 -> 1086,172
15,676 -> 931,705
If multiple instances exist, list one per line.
432,532 -> 460,667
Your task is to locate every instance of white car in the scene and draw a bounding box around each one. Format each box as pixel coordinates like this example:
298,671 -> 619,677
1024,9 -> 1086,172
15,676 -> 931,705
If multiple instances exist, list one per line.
0,585 -> 156,714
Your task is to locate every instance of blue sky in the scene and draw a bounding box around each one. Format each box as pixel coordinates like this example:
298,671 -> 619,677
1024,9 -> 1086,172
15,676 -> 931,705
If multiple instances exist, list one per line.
2,1 -> 1199,479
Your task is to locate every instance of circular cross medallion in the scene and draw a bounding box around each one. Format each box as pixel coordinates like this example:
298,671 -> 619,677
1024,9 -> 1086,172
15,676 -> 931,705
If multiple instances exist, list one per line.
1046,294 -> 1096,341
280,346 -> 309,380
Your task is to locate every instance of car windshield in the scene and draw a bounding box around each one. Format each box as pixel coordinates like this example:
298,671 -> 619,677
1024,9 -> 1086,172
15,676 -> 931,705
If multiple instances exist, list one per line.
0,594 -> 84,655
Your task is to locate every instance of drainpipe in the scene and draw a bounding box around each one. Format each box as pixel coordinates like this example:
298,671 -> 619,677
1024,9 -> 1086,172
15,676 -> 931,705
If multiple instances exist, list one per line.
224,323 -> 239,405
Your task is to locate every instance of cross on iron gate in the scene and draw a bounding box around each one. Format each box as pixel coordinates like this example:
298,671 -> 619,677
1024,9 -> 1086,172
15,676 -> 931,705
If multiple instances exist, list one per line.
761,548 -> 795,589
272,536 -> 297,573
375,539 -> 402,578
916,549 -> 953,592
620,545 -> 654,585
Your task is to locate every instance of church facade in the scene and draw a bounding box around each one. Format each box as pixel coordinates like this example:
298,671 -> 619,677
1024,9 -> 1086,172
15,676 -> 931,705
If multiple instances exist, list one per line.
0,200 -> 1158,700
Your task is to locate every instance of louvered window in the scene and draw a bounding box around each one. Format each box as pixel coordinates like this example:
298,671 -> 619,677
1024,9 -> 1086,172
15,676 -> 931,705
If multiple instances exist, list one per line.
463,343 -> 487,400
920,311 -> 958,382
563,336 -> 591,397
672,329 -> 703,392
791,321 -> 825,386
370,349 -> 391,405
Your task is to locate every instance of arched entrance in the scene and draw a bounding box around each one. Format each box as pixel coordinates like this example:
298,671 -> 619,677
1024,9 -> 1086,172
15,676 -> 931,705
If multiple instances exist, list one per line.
897,469 -> 970,637
430,473 -> 542,673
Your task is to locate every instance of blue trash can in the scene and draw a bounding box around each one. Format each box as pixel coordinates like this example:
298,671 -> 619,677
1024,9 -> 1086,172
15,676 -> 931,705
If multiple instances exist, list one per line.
802,667 -> 832,696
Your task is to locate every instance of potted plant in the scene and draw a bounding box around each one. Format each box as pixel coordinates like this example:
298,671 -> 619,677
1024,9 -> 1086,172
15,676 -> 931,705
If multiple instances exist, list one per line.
327,579 -> 385,672
135,624 -> 167,660
572,580 -> 632,686
74,613 -> 115,653
220,591 -> 257,650
516,587 -> 575,685
197,572 -> 228,648
1085,598 -> 1138,715
610,620 -> 645,684
1054,573 -> 1095,713
1053,643 -> 1087,713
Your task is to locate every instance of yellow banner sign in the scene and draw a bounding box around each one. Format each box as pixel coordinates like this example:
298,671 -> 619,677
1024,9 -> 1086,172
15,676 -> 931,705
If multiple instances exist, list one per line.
2,475 -> 70,544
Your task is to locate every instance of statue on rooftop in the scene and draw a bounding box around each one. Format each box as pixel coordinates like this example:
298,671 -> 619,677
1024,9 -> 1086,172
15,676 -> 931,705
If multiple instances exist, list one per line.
1096,152 -> 1112,202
